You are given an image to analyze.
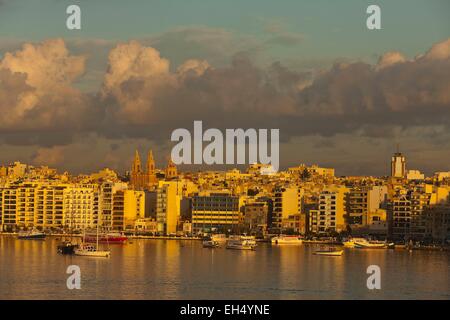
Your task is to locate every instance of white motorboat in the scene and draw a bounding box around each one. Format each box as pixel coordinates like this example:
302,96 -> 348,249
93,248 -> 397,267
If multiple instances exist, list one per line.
202,240 -> 220,248
226,235 -> 257,250
271,235 -> 303,245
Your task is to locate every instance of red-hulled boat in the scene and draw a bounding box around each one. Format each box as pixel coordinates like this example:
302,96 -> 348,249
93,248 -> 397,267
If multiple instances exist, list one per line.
84,232 -> 128,244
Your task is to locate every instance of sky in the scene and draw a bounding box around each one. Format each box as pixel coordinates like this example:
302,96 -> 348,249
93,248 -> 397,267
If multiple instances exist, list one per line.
0,0 -> 449,176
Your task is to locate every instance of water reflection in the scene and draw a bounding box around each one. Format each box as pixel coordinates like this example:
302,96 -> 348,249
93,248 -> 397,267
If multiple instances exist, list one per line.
0,236 -> 449,300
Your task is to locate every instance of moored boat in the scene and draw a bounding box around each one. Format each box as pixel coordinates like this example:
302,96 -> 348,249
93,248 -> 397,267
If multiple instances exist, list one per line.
17,229 -> 46,240
84,231 -> 127,244
271,235 -> 303,245
74,243 -> 111,257
57,240 -> 79,255
344,238 -> 393,249
314,247 -> 344,256
202,240 -> 220,248
226,235 -> 257,250
75,226 -> 111,257
210,234 -> 227,243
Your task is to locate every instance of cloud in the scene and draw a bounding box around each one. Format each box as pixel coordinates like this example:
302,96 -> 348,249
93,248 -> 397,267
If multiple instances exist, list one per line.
1,37 -> 450,175
376,51 -> 407,70
0,39 -> 96,135
32,146 -> 66,166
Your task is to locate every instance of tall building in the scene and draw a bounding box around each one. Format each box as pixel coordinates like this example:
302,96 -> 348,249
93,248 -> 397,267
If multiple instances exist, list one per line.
123,190 -> 146,230
310,186 -> 349,234
272,186 -> 299,231
156,181 -> 181,235
63,185 -> 99,230
347,186 -> 388,233
391,151 -> 406,178
388,186 -> 432,241
243,201 -> 269,235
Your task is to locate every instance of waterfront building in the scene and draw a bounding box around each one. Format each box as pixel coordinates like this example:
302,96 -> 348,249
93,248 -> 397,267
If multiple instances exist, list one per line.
192,191 -> 242,234
134,218 -> 158,233
243,201 -> 269,236
0,188 -> 17,231
63,185 -> 99,231
156,181 -> 181,235
123,190 -> 146,230
112,190 -> 125,230
311,186 -> 349,234
272,186 -> 299,232
388,186 -> 432,241
347,185 -> 388,234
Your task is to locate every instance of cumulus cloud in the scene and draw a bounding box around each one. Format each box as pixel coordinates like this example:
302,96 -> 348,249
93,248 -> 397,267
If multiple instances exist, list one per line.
0,39 -> 96,136
376,51 -> 407,70
1,37 -> 450,174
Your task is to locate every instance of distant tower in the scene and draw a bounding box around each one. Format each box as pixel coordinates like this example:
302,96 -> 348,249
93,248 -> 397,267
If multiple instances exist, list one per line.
165,158 -> 178,180
146,150 -> 155,174
131,150 -> 143,189
391,145 -> 406,178
146,150 -> 157,187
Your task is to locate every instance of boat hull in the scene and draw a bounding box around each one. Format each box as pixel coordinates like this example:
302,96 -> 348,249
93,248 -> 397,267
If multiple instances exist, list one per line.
74,250 -> 111,257
57,243 -> 78,255
271,237 -> 303,245
355,243 -> 387,249
84,236 -> 127,244
203,240 -> 219,248
17,234 -> 46,240
226,244 -> 255,250
314,250 -> 343,256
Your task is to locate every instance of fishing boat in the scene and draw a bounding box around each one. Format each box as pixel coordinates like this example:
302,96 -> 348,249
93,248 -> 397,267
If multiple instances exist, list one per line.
271,235 -> 303,245
226,235 -> 257,250
17,229 -> 46,240
314,247 -> 344,256
74,226 -> 111,258
84,231 -> 127,244
202,240 -> 220,248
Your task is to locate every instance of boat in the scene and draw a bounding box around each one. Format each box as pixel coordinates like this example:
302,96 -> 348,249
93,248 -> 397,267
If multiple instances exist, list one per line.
226,235 -> 257,250
343,238 -> 392,249
271,235 -> 303,245
210,234 -> 227,243
343,237 -> 367,248
74,226 -> 111,257
57,240 -> 79,255
84,231 -> 127,244
17,229 -> 46,240
202,240 -> 220,248
74,243 -> 111,257
314,247 -> 344,256
57,212 -> 78,255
